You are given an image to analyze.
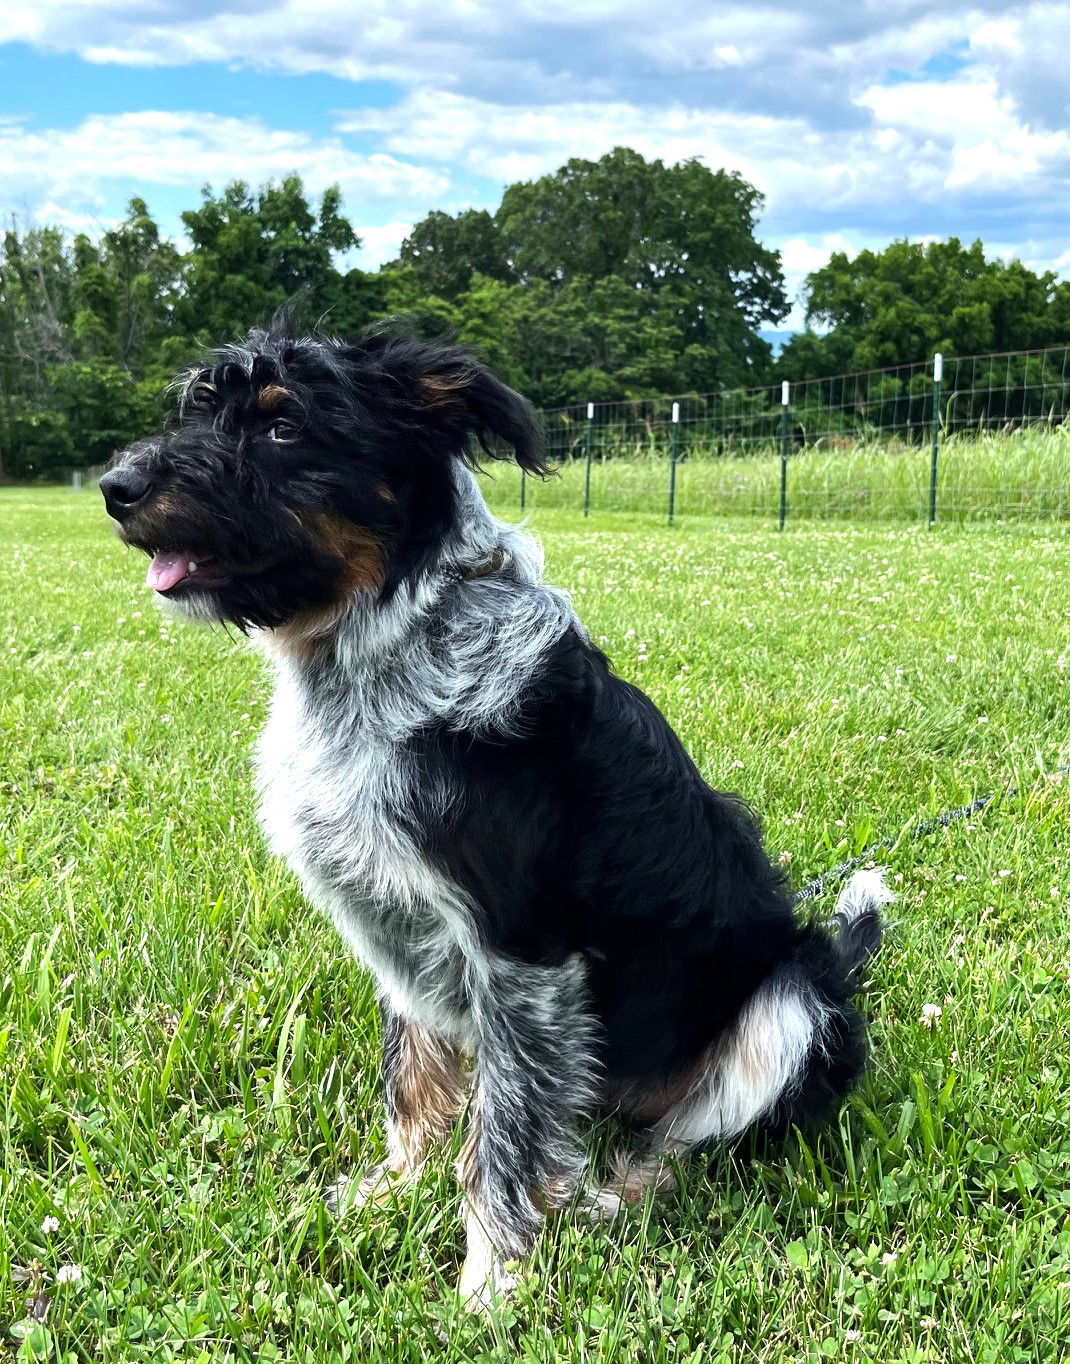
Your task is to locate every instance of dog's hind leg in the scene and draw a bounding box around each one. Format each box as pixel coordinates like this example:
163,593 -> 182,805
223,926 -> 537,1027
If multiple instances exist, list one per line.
586,869 -> 892,1210
665,868 -> 890,1149
328,996 -> 468,1215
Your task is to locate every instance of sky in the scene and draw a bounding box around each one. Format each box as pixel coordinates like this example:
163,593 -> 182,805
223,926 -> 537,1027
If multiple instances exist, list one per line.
1,1 -> 1068,328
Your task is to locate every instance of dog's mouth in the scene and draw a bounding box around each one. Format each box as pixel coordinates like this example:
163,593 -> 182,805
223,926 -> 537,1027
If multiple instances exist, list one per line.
144,549 -> 280,596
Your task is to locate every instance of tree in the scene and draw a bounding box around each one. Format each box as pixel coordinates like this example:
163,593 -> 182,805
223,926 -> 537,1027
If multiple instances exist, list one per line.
779,238 -> 1070,378
0,223 -> 77,479
177,177 -> 359,343
493,147 -> 788,389
399,209 -> 512,301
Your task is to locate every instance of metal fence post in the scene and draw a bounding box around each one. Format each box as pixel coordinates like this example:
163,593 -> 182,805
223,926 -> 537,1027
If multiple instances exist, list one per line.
667,401 -> 680,524
779,380 -> 790,531
583,401 -> 594,517
929,352 -> 943,525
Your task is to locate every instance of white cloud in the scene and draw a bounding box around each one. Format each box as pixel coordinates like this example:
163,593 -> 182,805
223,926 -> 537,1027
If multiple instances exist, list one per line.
338,83 -> 1070,227
1,0 -> 1067,303
0,111 -> 447,213
340,91 -> 817,193
0,2 -> 1023,117
969,4 -> 1070,129
857,74 -> 1070,191
30,201 -> 118,235
350,220 -> 413,270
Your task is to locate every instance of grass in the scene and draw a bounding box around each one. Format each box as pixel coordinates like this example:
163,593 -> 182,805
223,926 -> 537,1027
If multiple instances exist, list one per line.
2,486 -> 1070,1363
480,426 -> 1070,524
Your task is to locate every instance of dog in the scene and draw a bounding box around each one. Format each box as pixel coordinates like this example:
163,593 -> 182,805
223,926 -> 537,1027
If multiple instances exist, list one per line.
100,315 -> 891,1309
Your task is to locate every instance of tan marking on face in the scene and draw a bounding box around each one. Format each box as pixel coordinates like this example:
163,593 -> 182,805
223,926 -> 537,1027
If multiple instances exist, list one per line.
257,384 -> 291,411
119,489 -> 211,551
311,514 -> 385,595
374,481 -> 398,505
268,513 -> 387,658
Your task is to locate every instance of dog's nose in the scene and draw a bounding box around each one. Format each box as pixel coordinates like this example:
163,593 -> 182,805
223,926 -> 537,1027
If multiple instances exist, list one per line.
99,467 -> 152,519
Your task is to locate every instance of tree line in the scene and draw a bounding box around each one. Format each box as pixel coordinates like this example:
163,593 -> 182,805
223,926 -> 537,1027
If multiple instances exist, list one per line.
2,146 -> 1068,477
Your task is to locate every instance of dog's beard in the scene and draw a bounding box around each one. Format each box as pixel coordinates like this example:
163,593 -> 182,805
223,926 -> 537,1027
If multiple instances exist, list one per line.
122,507 -> 382,632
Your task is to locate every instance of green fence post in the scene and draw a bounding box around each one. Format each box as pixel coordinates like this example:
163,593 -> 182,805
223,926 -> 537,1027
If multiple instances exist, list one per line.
583,401 -> 594,517
667,401 -> 680,524
519,466 -> 526,513
929,352 -> 943,526
779,380 -> 790,531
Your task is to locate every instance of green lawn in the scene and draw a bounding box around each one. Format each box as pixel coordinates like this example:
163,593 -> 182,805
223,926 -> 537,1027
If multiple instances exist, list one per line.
2,487 -> 1069,1363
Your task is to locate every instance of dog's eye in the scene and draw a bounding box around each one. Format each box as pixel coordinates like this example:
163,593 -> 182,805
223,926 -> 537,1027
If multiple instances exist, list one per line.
267,420 -> 301,443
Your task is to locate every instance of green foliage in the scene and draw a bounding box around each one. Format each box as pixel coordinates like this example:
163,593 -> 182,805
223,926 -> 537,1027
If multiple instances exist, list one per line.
780,238 -> 1070,377
1,401 -> 73,478
47,360 -> 157,471
443,147 -> 788,402
3,157 -> 1070,481
399,208 -> 511,300
177,177 -> 359,344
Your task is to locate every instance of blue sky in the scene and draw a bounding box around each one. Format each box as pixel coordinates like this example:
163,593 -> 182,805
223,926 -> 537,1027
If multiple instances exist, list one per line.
2,2 -> 1068,326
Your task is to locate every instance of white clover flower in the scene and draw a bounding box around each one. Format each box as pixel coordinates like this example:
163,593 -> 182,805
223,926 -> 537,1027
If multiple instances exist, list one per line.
41,1216 -> 60,1235
55,1264 -> 83,1284
920,1003 -> 942,1028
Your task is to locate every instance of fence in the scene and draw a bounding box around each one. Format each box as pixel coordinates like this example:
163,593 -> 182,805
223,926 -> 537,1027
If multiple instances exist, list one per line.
486,343 -> 1070,525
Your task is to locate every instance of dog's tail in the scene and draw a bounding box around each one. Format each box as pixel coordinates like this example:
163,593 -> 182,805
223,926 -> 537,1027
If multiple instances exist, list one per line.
738,869 -> 893,1139
831,868 -> 893,990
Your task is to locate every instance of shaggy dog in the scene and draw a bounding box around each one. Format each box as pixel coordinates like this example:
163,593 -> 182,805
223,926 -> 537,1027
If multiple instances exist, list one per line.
100,317 -> 890,1308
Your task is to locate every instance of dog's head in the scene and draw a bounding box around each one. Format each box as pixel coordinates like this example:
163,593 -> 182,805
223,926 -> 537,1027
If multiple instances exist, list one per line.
100,318 -> 546,631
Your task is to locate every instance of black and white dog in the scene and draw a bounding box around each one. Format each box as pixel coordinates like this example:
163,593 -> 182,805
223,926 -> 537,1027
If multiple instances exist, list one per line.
101,318 -> 891,1308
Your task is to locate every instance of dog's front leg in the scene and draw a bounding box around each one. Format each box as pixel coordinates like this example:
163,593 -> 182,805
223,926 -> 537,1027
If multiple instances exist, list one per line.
456,955 -> 598,1310
329,995 -> 467,1213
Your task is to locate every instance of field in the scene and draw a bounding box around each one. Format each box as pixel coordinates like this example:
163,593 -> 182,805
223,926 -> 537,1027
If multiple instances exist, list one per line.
480,426 -> 1070,524
2,487 -> 1069,1363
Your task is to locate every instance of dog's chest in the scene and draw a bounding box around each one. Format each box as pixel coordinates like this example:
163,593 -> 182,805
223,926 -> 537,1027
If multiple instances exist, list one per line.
254,672 -> 476,1040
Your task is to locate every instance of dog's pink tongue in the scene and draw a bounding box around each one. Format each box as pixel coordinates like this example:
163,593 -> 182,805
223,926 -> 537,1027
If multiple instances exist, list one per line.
146,552 -> 190,593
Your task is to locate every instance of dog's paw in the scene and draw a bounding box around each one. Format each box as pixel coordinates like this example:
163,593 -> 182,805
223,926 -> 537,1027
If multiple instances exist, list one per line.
578,1184 -> 630,1222
458,1250 -> 517,1314
578,1153 -> 676,1221
324,1164 -> 407,1218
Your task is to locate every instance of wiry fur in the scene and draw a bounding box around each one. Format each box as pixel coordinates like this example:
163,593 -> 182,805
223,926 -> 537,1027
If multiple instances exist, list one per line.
101,314 -> 890,1308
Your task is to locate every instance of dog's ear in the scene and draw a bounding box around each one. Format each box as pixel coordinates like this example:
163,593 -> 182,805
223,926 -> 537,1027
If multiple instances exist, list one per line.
414,349 -> 550,476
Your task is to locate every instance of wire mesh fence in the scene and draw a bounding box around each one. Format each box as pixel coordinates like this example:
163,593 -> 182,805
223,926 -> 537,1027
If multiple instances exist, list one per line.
483,343 -> 1070,525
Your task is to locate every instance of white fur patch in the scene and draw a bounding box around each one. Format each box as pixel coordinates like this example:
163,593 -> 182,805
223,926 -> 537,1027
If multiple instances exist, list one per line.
835,868 -> 895,921
459,1204 -> 517,1312
655,977 -> 825,1146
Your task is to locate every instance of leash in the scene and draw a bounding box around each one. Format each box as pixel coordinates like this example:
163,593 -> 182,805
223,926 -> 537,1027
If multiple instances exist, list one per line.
792,761 -> 1070,905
